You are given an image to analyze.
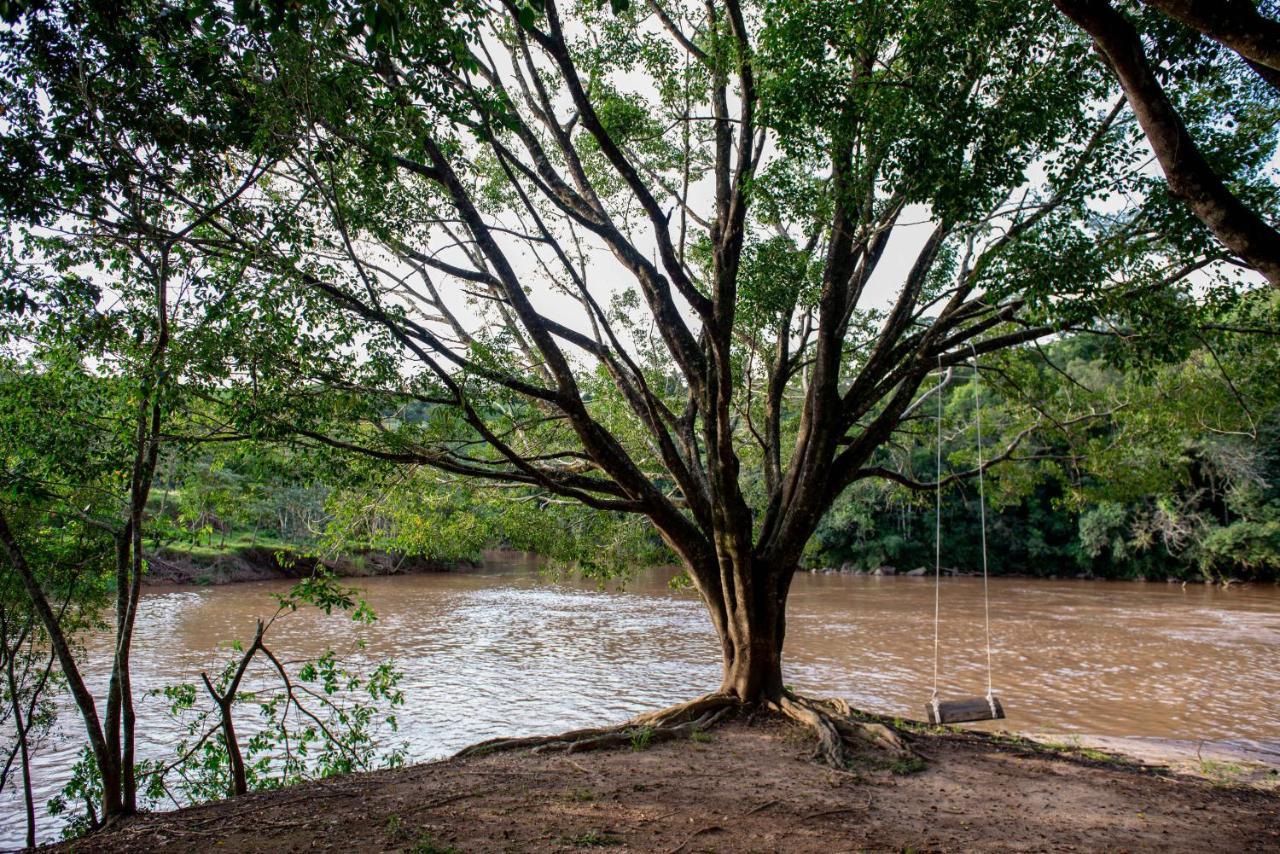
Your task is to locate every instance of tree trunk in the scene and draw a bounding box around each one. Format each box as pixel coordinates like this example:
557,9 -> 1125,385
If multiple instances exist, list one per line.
720,623 -> 785,701
1053,0 -> 1280,287
708,559 -> 794,704
5,647 -> 37,849
219,702 -> 248,796
19,724 -> 34,849
98,760 -> 124,822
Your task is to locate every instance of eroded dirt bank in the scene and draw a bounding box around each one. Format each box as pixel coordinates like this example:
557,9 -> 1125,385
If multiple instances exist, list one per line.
52,718 -> 1280,853
144,547 -> 469,586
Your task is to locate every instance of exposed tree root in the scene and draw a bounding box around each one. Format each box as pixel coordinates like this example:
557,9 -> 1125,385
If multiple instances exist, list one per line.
454,692 -> 739,758
773,693 -> 916,767
454,690 -> 914,769
629,691 -> 738,728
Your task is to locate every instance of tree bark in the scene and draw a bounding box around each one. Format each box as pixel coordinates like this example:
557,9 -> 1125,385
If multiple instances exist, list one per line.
1054,0 -> 1280,287
719,620 -> 785,701
1140,0 -> 1280,91
708,558 -> 793,703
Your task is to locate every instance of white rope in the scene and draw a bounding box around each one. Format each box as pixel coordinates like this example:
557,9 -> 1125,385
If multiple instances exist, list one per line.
931,356 -> 943,710
970,344 -> 996,705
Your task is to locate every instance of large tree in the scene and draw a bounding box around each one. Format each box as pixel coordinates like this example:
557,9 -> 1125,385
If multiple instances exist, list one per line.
5,0 -> 1274,764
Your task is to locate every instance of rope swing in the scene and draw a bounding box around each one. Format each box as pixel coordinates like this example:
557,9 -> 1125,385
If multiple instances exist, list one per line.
926,347 -> 1005,726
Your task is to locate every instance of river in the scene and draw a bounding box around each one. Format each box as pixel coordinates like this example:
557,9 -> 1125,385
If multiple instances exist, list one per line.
4,554 -> 1279,846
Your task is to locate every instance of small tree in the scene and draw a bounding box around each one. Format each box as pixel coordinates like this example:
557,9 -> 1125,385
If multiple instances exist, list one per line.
156,575 -> 403,803
0,0 -> 277,818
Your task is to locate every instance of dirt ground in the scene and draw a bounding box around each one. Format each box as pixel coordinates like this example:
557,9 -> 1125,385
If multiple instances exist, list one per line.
52,716 -> 1280,853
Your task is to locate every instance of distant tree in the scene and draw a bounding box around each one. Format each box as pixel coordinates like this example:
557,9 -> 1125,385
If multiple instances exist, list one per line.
806,320 -> 1280,583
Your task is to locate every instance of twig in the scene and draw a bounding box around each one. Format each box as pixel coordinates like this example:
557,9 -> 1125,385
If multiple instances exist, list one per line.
798,796 -> 874,823
405,787 -> 495,814
665,824 -> 724,854
564,757 -> 593,775
745,798 -> 780,816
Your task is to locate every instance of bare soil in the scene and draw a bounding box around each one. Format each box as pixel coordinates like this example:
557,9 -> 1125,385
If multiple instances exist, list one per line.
51,716 -> 1280,853
144,547 -> 468,586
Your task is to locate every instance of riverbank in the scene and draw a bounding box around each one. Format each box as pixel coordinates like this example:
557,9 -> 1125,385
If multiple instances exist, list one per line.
52,717 -> 1280,853
144,546 -> 471,586
144,544 -> 1274,587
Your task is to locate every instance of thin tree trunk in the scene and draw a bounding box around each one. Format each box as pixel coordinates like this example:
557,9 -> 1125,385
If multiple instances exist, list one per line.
2,615 -> 36,848
114,251 -> 170,813
201,619 -> 264,797
17,713 -> 34,849
218,699 -> 247,796
0,510 -> 124,818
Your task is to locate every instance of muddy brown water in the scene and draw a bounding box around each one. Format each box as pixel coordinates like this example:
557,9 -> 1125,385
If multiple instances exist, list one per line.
5,554 -> 1279,845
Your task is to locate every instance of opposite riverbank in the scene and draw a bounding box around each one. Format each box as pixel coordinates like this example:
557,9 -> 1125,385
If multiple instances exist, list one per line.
51,716 -> 1280,853
143,545 -> 471,585
145,543 -> 1274,588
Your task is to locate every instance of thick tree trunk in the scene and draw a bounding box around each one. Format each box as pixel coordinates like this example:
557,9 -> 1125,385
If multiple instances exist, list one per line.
1139,0 -> 1280,91
707,559 -> 793,704
720,626 -> 785,701
1054,0 -> 1280,287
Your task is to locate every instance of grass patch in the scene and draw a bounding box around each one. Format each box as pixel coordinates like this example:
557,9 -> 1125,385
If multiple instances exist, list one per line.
563,830 -> 623,847
629,726 -> 654,751
890,755 -> 928,775
156,532 -> 295,560
1076,747 -> 1123,763
1199,759 -> 1248,786
1013,735 -> 1131,766
689,728 -> 713,744
385,814 -> 410,840
412,836 -> 459,854
566,787 -> 596,802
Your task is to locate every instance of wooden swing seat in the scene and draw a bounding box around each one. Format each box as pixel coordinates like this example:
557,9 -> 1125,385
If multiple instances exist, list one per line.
926,694 -> 1005,725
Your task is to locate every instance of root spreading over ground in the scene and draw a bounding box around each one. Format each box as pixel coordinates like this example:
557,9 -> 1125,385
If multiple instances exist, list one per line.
457,692 -> 913,770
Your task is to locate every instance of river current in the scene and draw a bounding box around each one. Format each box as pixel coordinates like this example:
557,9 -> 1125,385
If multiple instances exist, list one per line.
4,554 -> 1278,846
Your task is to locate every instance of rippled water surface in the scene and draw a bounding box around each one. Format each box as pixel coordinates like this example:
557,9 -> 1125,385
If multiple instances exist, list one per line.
4,555 -> 1279,845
